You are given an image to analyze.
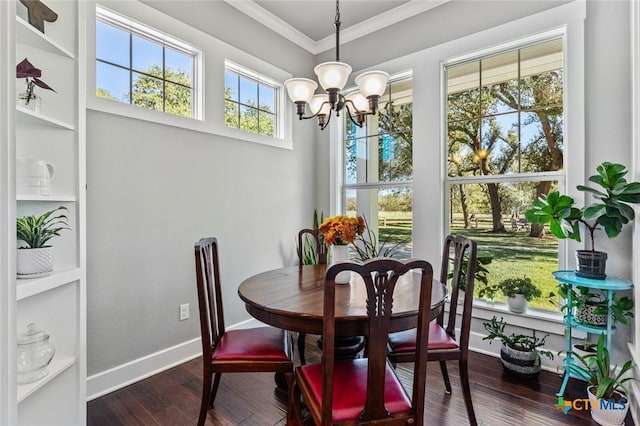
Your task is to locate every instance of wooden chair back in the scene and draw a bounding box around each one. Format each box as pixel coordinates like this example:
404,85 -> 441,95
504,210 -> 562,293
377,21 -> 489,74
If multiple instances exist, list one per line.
194,237 -> 226,363
439,234 -> 477,349
297,228 -> 327,265
322,258 -> 433,424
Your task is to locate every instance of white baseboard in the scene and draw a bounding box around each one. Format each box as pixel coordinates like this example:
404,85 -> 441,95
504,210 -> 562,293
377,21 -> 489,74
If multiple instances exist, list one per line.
86,318 -> 258,401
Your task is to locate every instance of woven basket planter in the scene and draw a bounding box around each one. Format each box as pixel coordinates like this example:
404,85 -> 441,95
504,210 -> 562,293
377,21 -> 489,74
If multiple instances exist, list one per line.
500,342 -> 541,379
17,247 -> 53,278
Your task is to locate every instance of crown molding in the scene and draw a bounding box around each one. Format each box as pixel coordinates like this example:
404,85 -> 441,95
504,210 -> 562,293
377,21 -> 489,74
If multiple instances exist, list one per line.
225,0 -> 449,56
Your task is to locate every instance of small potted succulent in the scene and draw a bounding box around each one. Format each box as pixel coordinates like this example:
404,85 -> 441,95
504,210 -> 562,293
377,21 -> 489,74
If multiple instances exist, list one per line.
483,316 -> 554,379
525,162 -> 640,279
497,276 -> 542,313
16,206 -> 69,277
568,333 -> 634,425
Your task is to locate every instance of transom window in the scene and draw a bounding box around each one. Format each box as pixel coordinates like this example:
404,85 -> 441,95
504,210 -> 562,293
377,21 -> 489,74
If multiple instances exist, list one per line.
342,75 -> 413,259
95,6 -> 201,119
224,61 -> 281,138
445,37 -> 564,310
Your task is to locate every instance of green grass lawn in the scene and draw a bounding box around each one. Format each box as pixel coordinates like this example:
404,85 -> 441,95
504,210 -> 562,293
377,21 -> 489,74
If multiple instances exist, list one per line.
376,212 -> 559,310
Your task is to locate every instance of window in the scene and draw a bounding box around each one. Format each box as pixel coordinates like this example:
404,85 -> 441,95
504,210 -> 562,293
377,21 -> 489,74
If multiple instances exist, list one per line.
342,75 -> 413,258
445,37 -> 564,310
95,6 -> 200,119
224,61 -> 281,138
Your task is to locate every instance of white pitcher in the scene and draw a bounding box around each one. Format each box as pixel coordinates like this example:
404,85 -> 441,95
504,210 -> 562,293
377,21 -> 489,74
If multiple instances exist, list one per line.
16,158 -> 55,196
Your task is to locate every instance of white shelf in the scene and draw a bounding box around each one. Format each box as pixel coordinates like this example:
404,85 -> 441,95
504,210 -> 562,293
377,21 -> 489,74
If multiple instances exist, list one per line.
17,355 -> 77,403
16,106 -> 74,130
17,194 -> 77,202
16,16 -> 75,59
17,268 -> 81,301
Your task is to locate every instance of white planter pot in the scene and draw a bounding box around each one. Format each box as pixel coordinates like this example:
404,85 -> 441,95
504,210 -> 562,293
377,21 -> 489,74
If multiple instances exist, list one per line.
507,294 -> 527,313
17,247 -> 53,278
331,244 -> 351,284
587,386 -> 629,426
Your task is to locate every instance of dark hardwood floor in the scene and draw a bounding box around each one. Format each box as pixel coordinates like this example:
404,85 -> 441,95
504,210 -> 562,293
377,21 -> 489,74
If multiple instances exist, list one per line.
88,335 -> 629,425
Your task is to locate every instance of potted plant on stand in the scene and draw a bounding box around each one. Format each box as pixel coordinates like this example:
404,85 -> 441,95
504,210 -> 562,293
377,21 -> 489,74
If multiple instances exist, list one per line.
483,316 -> 554,379
567,333 -> 634,426
525,162 -> 640,279
497,276 -> 542,313
556,284 -> 633,326
16,206 -> 69,278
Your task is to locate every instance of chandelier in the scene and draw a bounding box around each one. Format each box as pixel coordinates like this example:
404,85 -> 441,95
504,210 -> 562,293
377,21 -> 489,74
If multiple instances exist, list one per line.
284,0 -> 389,130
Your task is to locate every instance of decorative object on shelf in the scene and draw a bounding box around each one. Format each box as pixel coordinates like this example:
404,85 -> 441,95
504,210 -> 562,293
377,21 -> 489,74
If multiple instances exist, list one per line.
497,276 -> 542,313
482,316 -> 554,379
16,58 -> 56,113
16,205 -> 69,278
283,0 -> 389,130
16,158 -> 55,196
17,323 -> 55,384
526,162 -> 640,279
319,214 -> 365,283
567,333 -> 634,426
19,0 -> 58,34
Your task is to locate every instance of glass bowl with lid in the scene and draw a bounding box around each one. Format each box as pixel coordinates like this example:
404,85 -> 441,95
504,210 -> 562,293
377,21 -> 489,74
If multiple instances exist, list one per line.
17,323 -> 55,384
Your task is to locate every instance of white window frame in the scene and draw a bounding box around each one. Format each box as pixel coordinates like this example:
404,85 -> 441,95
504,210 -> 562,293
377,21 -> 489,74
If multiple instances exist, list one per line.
95,5 -> 203,120
443,31 -> 567,312
224,60 -> 285,140
86,1 -> 294,150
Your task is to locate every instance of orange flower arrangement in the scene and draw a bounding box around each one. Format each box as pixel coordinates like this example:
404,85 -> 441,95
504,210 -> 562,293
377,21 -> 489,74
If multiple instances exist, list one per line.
318,215 -> 366,245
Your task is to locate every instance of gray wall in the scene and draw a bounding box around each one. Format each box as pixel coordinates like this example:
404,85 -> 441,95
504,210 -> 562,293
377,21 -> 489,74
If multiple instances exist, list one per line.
86,1 -> 317,374
87,0 -> 635,376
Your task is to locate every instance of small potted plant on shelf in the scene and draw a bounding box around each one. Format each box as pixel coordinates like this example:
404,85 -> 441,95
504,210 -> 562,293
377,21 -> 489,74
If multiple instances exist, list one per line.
482,316 -> 554,379
556,284 -> 633,326
567,333 -> 634,426
525,162 -> 640,279
16,206 -> 69,278
497,276 -> 542,313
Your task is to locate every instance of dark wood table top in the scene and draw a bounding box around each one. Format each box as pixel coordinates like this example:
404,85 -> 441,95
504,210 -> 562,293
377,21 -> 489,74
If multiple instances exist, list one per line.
238,264 -> 447,337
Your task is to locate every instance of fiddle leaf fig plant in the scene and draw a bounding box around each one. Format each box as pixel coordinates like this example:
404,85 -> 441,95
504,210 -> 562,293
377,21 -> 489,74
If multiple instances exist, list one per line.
525,162 -> 640,252
17,206 -> 70,248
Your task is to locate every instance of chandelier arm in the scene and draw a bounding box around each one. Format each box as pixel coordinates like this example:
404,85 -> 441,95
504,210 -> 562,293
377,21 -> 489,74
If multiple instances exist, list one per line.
344,107 -> 364,128
296,101 -> 333,121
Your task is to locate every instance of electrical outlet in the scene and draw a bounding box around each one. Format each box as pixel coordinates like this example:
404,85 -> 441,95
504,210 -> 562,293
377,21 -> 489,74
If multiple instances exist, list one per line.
179,303 -> 189,321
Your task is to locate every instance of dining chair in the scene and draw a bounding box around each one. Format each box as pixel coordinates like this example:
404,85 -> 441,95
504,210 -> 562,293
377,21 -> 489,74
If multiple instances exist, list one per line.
287,258 -> 434,425
296,229 -> 327,365
387,234 -> 478,426
194,237 -> 293,426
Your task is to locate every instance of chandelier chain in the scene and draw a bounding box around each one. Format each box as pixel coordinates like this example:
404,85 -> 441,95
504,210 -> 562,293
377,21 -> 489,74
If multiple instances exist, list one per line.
334,0 -> 341,61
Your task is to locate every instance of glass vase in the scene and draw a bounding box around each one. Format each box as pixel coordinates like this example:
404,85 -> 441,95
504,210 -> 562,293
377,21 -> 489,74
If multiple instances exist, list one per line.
18,91 -> 41,113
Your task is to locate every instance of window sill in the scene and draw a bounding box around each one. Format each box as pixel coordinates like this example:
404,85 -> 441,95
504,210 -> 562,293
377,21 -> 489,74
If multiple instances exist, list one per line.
87,96 -> 293,150
448,299 -> 586,338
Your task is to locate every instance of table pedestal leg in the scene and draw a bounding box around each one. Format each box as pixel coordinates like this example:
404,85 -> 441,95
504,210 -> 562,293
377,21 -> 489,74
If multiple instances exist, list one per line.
316,336 -> 366,360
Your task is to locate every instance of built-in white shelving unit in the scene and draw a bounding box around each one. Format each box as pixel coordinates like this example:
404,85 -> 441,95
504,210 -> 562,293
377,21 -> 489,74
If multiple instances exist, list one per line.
1,1 -> 87,424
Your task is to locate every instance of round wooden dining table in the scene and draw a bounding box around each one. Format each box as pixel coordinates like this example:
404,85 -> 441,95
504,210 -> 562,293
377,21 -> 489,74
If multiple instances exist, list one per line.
238,264 -> 448,337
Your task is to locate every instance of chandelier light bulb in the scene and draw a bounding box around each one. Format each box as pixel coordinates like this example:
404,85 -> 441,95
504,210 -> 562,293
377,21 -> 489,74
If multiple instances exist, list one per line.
284,78 -> 317,104
309,94 -> 330,115
345,91 -> 368,112
314,61 -> 352,91
355,70 -> 390,98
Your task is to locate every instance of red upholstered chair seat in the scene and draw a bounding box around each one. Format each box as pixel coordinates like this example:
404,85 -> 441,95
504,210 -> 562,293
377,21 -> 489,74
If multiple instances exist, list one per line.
388,322 -> 459,353
299,359 -> 411,422
212,327 -> 290,361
